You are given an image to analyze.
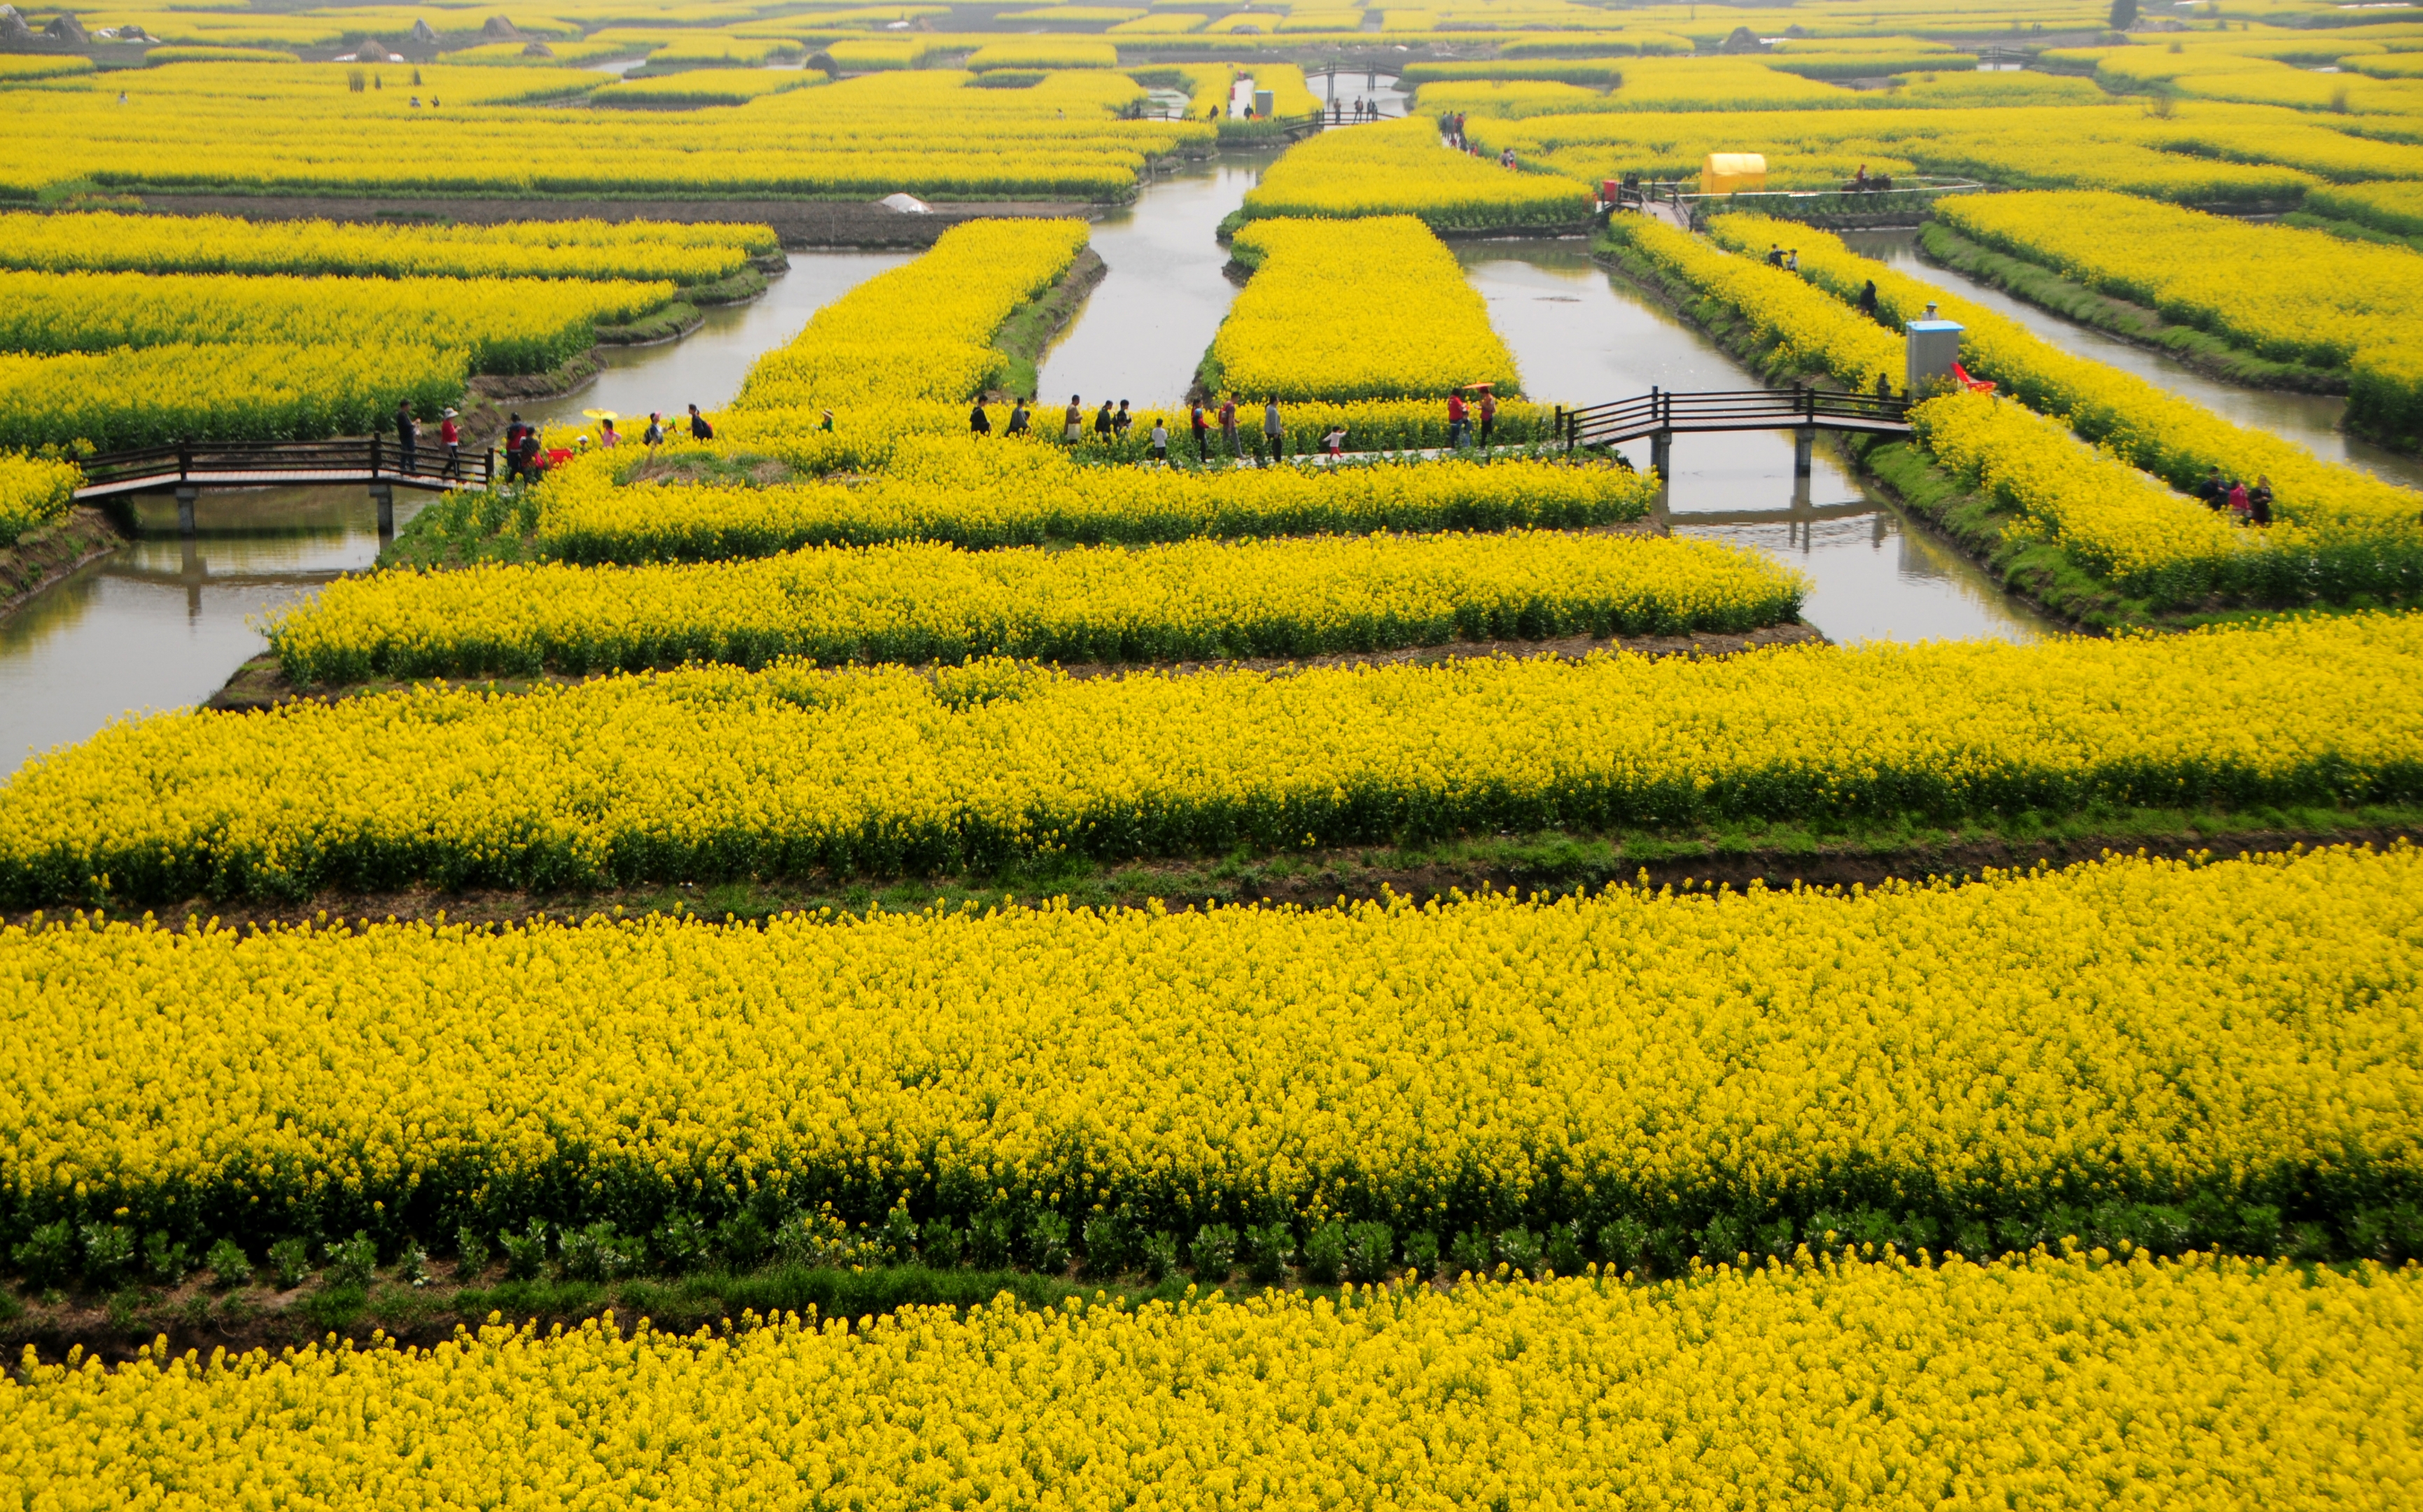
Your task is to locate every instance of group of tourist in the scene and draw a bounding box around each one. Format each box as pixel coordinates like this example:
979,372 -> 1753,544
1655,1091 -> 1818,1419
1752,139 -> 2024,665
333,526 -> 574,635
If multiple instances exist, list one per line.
391,400 -> 720,485
961,387 -> 1511,466
2198,465 -> 2275,526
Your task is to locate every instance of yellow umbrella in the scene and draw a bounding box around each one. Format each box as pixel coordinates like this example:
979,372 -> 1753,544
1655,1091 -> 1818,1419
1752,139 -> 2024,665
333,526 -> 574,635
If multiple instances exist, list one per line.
581,408 -> 620,422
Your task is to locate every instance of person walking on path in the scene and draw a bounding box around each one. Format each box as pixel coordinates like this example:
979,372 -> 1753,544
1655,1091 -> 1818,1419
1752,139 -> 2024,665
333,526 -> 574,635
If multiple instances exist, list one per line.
1064,394 -> 1084,444
1094,398 -> 1116,441
643,411 -> 664,447
1149,415 -> 1168,465
396,400 -> 418,475
1446,390 -> 1469,449
2195,465 -> 2225,510
1322,424 -> 1346,457
1218,394 -> 1240,459
439,407 -> 460,477
1478,388 -> 1497,450
688,403 -> 713,441
1191,398 -> 1210,462
598,416 -> 620,449
970,400 -> 992,436
2250,475 -> 2274,526
1113,400 -> 1132,437
1007,396 -> 1030,436
1262,397 -> 1284,463
2227,479 -> 2251,522
503,412 -> 527,481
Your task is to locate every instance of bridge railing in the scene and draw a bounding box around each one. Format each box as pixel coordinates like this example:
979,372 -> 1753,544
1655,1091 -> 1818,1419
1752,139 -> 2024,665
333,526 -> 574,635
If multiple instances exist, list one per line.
76,435 -> 495,493
1552,386 -> 1909,451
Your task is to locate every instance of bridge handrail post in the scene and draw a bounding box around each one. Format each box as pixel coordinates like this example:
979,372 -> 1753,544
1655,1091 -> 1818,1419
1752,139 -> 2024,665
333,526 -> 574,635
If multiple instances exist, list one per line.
370,432 -> 382,479
176,440 -> 191,481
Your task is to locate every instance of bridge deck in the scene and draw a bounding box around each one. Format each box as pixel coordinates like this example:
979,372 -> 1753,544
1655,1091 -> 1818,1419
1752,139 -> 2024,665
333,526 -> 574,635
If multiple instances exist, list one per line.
75,469 -> 473,502
1577,414 -> 1913,447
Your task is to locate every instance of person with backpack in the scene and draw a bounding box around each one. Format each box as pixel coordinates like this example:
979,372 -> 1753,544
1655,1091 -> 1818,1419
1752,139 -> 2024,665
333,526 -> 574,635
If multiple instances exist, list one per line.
970,401 -> 992,437
688,404 -> 713,441
643,411 -> 664,447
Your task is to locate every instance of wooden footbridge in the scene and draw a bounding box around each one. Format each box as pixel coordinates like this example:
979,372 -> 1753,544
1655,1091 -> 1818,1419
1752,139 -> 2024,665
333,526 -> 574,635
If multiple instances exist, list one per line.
73,437 -> 496,536
1551,386 -> 1911,481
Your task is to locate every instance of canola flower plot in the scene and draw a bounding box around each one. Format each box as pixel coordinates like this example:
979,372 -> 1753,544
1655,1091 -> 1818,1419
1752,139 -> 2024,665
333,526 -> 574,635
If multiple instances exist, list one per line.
1607,214 -> 2423,608
0,66 -> 1205,204
1936,188 -> 2423,437
0,454 -> 80,547
6,1257 -> 2423,1508
0,211 -> 772,284
1212,217 -> 1521,401
267,531 -> 1804,684
0,343 -> 468,452
6,612 -> 2423,904
531,443 -> 1654,563
0,269 -> 674,376
735,219 -> 1091,412
1,847 -> 2422,1259
1702,211 -> 2423,538
1239,115 -> 1596,232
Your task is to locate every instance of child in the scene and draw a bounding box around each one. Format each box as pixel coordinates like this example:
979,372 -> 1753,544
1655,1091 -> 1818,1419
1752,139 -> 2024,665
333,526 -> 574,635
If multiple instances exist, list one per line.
1149,416 -> 1169,464
1322,425 -> 1346,457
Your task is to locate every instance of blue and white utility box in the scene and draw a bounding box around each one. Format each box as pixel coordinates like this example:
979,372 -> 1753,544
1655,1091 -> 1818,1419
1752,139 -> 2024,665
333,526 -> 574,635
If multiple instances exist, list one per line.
1905,319 -> 1963,395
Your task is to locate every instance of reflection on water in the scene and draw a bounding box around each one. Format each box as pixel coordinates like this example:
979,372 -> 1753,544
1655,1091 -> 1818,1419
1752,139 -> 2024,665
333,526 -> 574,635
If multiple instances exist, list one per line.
1460,241 -> 2054,645
0,488 -> 428,780
1843,228 -> 2423,493
520,250 -> 916,435
1037,148 -> 1282,405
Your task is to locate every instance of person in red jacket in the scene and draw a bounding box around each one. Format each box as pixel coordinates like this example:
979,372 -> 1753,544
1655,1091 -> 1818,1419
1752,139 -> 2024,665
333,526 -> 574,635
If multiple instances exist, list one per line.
439,407 -> 460,478
1190,398 -> 1209,463
1446,391 -> 1469,449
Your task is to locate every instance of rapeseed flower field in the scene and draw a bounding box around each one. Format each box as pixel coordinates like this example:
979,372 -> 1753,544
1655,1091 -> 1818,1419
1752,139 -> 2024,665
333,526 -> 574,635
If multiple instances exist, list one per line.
6,1254 -> 2421,1508
6,613 -> 2419,902
0,846 -> 2417,1259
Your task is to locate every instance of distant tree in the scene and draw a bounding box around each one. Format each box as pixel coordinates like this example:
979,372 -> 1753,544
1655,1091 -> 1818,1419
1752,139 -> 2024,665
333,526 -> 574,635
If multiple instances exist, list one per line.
2109,0 -> 2139,29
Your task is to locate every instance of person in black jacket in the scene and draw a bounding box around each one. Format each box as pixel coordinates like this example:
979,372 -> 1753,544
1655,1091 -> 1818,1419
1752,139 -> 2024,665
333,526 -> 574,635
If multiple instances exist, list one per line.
395,400 -> 418,475
1858,280 -> 1880,317
688,403 -> 713,442
970,401 -> 992,437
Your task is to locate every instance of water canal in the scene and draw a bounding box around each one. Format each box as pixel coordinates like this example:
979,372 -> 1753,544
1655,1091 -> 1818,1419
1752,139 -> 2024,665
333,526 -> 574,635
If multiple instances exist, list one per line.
8,178 -> 2409,777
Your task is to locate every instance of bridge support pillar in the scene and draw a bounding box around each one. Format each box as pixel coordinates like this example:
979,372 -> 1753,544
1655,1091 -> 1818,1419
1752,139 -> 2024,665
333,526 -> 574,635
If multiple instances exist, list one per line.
1649,429 -> 1671,485
369,482 -> 394,544
174,484 -> 199,539
1792,426 -> 1816,481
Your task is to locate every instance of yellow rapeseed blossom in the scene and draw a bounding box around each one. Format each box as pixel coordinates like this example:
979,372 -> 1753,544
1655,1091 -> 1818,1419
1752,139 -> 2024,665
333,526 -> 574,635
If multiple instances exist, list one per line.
4,613 -> 2421,901
532,438 -> 1654,562
0,210 -> 773,282
1213,216 -> 1523,400
4,1255 -> 2420,1508
1241,115 -> 1595,231
0,342 -> 467,451
0,846 -> 2419,1246
267,529 -> 1803,683
0,267 -> 675,375
0,451 -> 78,547
734,218 -> 1091,411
